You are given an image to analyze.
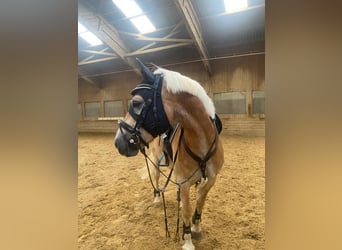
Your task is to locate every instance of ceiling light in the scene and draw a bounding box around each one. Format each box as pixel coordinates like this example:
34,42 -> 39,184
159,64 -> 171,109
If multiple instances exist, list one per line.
112,0 -> 156,34
78,22 -> 103,46
130,15 -> 156,33
224,0 -> 248,13
78,22 -> 87,33
112,0 -> 143,18
79,32 -> 103,46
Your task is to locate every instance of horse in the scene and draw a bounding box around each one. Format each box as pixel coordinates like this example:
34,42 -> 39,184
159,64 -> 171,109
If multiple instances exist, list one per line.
114,59 -> 224,250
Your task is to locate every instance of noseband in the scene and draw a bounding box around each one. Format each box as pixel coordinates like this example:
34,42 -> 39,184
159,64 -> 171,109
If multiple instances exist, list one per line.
118,74 -> 171,148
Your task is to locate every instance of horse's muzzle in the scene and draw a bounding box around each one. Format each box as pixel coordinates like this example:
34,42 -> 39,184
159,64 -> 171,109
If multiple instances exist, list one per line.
114,134 -> 139,157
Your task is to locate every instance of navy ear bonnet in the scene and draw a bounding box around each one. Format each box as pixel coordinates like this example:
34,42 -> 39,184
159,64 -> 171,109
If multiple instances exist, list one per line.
128,61 -> 170,137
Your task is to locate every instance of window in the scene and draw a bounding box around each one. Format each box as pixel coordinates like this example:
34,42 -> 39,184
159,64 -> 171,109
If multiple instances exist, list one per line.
252,91 -> 265,114
214,92 -> 246,114
84,102 -> 101,118
78,103 -> 82,120
104,100 -> 123,117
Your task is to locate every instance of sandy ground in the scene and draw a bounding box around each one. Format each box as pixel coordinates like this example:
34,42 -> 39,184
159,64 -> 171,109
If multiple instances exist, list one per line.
78,132 -> 265,250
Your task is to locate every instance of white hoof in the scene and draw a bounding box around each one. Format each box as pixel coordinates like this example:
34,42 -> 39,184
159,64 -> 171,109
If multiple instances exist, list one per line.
153,196 -> 161,204
182,234 -> 195,250
182,241 -> 195,250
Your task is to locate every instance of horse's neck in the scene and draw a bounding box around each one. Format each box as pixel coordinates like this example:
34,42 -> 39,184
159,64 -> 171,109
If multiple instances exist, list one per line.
173,95 -> 215,154
182,116 -> 214,150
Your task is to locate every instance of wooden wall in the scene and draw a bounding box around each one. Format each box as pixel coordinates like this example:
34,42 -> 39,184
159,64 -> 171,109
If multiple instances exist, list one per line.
78,54 -> 265,136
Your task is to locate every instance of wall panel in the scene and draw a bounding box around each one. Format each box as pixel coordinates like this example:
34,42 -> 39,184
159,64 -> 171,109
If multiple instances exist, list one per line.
78,54 -> 265,135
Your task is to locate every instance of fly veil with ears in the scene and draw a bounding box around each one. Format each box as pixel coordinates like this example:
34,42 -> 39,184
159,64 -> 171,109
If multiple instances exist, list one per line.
118,58 -> 171,147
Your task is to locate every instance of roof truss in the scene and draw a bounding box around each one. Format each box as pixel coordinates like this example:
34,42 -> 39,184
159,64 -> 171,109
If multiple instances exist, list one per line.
78,4 -> 194,72
78,2 -> 140,75
174,0 -> 212,75
78,0 -> 264,78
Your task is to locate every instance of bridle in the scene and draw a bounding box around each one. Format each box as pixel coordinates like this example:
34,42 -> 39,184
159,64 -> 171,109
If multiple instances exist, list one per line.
118,73 -> 171,149
118,117 -> 149,147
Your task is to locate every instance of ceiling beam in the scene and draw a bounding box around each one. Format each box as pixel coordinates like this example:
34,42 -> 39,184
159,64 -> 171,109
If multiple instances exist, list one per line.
78,56 -> 118,66
78,2 -> 141,76
134,20 -> 184,52
78,68 -> 96,85
81,49 -> 117,57
135,37 -> 192,43
174,0 -> 212,76
125,42 -> 191,57
79,47 -> 110,64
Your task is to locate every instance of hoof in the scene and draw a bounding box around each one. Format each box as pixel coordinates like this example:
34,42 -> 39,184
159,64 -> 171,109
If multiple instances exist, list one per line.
182,233 -> 195,250
153,196 -> 161,205
191,231 -> 202,240
182,242 -> 195,250
191,224 -> 202,240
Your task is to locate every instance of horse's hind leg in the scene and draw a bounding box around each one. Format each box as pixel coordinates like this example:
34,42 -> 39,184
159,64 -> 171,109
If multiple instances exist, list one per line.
191,176 -> 217,236
150,157 -> 161,204
149,143 -> 161,204
149,137 -> 170,204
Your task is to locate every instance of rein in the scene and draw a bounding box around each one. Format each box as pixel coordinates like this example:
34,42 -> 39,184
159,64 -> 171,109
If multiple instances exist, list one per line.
117,59 -> 224,245
139,125 -> 184,241
140,119 -> 219,241
140,143 -> 181,241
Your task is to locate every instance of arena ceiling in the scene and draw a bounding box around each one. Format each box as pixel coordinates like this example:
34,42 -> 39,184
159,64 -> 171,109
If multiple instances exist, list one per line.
78,0 -> 265,83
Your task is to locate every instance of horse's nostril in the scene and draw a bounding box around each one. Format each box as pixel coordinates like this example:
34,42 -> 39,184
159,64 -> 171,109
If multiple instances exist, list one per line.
114,139 -> 119,149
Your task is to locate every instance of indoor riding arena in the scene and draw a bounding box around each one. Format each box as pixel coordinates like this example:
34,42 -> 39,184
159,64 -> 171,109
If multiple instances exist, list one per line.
78,0 -> 265,249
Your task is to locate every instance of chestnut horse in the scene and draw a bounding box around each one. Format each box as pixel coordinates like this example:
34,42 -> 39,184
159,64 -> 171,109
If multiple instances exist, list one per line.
114,59 -> 224,250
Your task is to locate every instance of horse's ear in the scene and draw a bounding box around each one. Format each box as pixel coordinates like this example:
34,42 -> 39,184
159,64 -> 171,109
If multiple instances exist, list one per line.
146,62 -> 159,73
136,58 -> 155,83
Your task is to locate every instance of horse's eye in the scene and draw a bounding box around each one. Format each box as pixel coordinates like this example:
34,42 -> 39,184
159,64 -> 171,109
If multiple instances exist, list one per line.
131,100 -> 144,115
132,100 -> 142,108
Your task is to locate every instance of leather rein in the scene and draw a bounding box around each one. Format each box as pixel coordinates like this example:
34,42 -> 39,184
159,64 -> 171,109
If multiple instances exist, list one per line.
140,121 -> 219,241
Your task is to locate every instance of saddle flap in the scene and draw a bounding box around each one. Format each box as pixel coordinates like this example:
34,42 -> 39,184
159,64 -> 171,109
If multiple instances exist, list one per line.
161,130 -> 173,164
214,113 -> 222,134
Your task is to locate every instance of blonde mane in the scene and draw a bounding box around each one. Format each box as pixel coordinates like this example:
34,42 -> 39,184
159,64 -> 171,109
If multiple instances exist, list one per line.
154,68 -> 215,118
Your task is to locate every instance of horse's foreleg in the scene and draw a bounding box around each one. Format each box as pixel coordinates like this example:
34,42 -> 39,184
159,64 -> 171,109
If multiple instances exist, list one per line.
180,184 -> 195,250
191,176 -> 216,236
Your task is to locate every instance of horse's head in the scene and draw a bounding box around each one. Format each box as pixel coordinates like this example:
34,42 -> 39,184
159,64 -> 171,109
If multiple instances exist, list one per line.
114,59 -> 171,157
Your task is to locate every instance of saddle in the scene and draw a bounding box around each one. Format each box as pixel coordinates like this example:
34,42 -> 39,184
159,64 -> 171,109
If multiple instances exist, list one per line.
214,113 -> 222,134
159,124 -> 180,167
159,114 -> 222,167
